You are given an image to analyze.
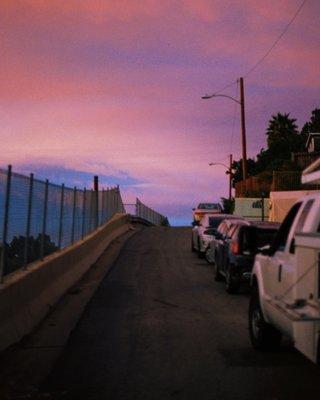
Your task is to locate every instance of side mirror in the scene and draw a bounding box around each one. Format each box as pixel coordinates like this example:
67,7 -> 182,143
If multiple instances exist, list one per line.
192,208 -> 195,211
259,245 -> 273,256
204,228 -> 217,235
192,221 -> 199,227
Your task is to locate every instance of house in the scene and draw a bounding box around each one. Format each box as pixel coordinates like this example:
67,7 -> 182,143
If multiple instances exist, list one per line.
305,132 -> 320,153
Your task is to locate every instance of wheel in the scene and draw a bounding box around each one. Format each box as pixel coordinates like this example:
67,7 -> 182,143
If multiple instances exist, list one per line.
214,259 -> 223,281
225,265 -> 240,294
205,248 -> 212,264
198,239 -> 204,258
191,236 -> 196,252
249,287 -> 282,350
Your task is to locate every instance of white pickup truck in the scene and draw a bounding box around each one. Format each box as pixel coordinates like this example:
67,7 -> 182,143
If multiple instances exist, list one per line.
249,193 -> 320,364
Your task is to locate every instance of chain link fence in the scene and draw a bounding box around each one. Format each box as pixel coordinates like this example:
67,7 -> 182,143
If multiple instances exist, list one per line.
0,166 -> 125,281
135,198 -> 168,226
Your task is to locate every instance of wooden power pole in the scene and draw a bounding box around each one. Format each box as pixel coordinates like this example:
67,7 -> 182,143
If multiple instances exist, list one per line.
239,77 -> 248,180
229,154 -> 233,200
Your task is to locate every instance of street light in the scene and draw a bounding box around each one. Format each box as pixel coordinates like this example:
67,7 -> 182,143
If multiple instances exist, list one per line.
209,154 -> 233,200
202,77 -> 248,181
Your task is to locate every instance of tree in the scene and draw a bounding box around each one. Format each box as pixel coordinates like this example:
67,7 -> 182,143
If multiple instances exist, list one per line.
220,197 -> 234,214
301,108 -> 320,135
232,158 -> 256,183
266,112 -> 298,148
161,217 -> 170,226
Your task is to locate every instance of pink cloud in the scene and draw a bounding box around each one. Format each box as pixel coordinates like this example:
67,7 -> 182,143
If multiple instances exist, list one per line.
1,0 -> 319,222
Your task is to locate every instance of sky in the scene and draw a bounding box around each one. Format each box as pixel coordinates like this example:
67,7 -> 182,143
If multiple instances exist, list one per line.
1,0 -> 320,225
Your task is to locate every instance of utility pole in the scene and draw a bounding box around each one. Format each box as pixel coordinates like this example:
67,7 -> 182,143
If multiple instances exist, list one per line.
229,154 -> 233,200
239,77 -> 248,180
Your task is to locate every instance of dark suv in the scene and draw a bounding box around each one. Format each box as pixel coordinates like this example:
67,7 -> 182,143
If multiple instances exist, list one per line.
215,222 -> 279,294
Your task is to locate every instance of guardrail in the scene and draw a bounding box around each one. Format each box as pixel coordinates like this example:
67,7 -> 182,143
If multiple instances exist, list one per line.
0,165 -> 125,281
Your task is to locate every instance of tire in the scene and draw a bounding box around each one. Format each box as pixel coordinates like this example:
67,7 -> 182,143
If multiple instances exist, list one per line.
214,258 -> 223,281
225,266 -> 240,294
249,287 -> 282,351
205,248 -> 212,264
191,237 -> 196,252
198,239 -> 204,258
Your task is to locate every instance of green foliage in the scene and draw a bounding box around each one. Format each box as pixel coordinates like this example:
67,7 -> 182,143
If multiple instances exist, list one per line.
220,197 -> 234,214
232,109 -> 320,183
301,108 -> 320,134
1,234 -> 58,275
161,217 -> 170,226
266,112 -> 298,148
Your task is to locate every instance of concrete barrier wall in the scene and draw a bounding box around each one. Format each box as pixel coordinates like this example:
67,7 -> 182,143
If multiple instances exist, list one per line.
0,213 -> 131,353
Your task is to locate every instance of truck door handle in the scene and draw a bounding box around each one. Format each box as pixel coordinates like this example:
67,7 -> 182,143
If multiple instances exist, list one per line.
278,264 -> 282,282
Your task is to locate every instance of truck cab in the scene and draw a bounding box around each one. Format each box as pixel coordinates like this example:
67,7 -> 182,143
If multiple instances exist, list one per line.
249,193 -> 320,364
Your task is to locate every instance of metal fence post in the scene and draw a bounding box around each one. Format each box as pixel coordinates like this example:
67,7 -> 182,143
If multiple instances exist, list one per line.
94,176 -> 99,229
40,179 -> 49,260
23,173 -> 34,268
101,189 -> 105,224
0,165 -> 12,282
71,186 -> 77,244
81,188 -> 86,239
89,189 -> 94,232
58,184 -> 65,249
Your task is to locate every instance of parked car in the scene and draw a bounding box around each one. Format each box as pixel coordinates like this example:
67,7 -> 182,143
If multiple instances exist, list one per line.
205,217 -> 246,266
215,222 -> 279,293
248,193 -> 320,365
192,203 -> 222,222
192,214 -> 242,258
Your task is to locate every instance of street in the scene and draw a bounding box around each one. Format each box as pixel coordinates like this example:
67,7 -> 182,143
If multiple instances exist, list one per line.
41,226 -> 320,399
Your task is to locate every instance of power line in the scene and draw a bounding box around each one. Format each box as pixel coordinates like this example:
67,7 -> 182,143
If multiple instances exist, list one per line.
207,0 -> 308,94
244,0 -> 308,77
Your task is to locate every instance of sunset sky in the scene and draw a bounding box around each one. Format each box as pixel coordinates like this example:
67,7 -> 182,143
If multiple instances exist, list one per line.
1,0 -> 319,225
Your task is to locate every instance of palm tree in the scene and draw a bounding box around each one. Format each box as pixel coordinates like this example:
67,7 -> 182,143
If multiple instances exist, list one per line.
266,113 -> 298,148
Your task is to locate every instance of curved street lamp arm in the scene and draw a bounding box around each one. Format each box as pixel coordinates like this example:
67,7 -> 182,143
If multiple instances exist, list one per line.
202,94 -> 241,104
209,162 -> 230,170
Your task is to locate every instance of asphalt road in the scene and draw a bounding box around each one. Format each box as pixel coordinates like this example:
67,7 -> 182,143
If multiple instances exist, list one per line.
41,226 -> 320,400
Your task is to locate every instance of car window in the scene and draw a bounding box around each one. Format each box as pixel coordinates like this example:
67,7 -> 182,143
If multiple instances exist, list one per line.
217,222 -> 226,234
208,216 -> 224,228
271,202 -> 302,252
242,227 -> 278,250
198,203 -> 220,210
295,199 -> 314,233
231,226 -> 240,240
227,225 -> 237,238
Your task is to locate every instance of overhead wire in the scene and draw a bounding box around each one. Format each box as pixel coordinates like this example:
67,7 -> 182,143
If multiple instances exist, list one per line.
206,0 -> 308,95
244,0 -> 308,78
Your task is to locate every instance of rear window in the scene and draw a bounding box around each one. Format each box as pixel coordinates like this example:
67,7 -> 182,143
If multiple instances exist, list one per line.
198,203 -> 221,210
208,216 -> 225,228
242,227 -> 278,249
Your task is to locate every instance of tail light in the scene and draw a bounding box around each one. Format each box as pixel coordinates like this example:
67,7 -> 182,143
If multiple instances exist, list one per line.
231,241 -> 240,255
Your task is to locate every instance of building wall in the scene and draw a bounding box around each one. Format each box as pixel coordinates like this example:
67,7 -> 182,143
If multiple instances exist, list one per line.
234,197 -> 269,221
